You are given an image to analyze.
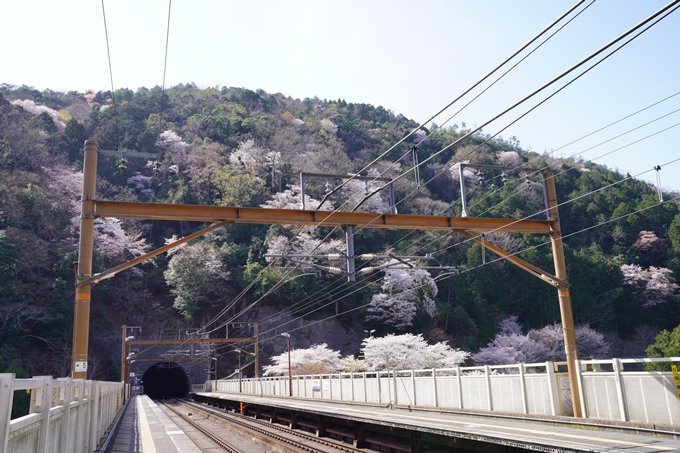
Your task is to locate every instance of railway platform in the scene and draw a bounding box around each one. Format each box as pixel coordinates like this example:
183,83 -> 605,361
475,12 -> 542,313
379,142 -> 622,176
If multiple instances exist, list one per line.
106,395 -> 201,453
195,391 -> 680,453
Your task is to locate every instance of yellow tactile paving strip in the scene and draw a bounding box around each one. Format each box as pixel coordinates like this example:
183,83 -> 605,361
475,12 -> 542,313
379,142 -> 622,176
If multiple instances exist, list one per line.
136,397 -> 158,453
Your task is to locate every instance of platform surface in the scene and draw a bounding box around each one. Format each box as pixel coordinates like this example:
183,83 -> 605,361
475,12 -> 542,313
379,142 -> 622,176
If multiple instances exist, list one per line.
107,395 -> 201,453
197,391 -> 680,453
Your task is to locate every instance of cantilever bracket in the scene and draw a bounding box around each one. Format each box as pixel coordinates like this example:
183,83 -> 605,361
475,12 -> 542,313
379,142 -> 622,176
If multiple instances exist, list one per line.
460,231 -> 568,289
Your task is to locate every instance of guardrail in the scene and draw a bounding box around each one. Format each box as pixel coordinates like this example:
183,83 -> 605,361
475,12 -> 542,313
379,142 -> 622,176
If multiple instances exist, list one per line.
209,357 -> 680,425
0,374 -> 124,453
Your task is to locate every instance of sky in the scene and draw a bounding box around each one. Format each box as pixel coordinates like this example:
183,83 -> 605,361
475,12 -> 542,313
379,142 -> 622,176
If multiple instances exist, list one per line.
3,0 -> 680,192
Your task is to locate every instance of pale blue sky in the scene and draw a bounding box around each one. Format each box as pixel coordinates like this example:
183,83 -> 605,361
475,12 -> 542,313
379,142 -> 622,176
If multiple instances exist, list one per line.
3,1 -> 679,191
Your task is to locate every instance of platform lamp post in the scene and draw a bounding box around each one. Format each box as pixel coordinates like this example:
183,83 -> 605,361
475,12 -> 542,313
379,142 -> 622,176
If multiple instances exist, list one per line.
281,333 -> 292,396
211,357 -> 217,392
238,350 -> 242,393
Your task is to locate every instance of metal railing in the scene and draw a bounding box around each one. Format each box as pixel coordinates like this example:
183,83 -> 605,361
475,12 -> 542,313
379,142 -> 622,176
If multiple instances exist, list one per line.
1,374 -> 124,453
208,357 -> 680,425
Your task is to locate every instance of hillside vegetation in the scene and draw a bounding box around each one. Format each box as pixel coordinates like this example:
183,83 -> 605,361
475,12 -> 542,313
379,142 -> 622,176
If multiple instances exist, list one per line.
1,83 -> 679,381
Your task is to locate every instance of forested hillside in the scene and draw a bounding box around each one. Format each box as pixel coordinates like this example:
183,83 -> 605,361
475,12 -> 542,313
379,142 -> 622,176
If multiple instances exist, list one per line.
1,83 -> 679,381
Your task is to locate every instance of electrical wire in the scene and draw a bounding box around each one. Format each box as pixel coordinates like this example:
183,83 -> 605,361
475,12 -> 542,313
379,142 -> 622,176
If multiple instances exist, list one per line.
352,0 -> 680,214
196,0 -> 594,337
101,0 -> 121,154
257,160 -> 680,348
198,2 -> 680,353
314,0 -> 591,212
159,0 -> 172,136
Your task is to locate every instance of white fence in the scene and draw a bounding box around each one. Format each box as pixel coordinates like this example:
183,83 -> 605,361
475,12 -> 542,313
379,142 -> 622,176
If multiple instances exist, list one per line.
210,358 -> 680,426
1,374 -> 124,453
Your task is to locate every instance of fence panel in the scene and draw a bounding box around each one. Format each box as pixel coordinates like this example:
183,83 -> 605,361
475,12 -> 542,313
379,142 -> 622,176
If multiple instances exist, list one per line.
622,372 -> 680,425
1,374 -> 123,453
208,358 -> 680,426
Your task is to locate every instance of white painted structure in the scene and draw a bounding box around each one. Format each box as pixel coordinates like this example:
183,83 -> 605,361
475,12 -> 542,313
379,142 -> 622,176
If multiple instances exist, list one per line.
1,374 -> 123,453
212,358 -> 680,426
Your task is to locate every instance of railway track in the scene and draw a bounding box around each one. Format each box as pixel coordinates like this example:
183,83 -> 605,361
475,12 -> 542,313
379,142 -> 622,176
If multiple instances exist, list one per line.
158,398 -> 370,453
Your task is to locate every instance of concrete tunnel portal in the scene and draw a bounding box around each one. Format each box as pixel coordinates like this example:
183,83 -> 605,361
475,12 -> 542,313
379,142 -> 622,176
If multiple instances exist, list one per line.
141,362 -> 191,399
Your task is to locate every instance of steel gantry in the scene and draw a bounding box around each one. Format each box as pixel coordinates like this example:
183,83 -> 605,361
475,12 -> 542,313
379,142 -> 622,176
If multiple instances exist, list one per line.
71,140 -> 582,417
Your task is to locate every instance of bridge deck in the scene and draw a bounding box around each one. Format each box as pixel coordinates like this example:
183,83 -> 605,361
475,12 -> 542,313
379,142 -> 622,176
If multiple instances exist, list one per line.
108,395 -> 201,453
196,391 -> 680,453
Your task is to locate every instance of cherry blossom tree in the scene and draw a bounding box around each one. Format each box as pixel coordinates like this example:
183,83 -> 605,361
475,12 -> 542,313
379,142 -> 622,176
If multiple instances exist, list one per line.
474,317 -> 610,365
127,172 -> 154,197
164,242 -> 230,316
11,99 -> 66,132
496,151 -> 524,168
262,343 -> 340,376
621,264 -> 679,307
262,185 -> 344,265
336,355 -> 368,373
156,130 -> 189,172
361,333 -> 469,371
365,261 -> 438,329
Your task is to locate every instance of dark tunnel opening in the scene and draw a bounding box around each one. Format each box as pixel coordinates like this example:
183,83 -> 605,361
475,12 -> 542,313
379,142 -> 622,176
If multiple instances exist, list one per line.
141,362 -> 190,399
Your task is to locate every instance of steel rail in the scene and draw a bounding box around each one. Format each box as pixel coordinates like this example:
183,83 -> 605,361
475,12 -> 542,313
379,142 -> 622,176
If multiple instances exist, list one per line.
176,398 -> 366,453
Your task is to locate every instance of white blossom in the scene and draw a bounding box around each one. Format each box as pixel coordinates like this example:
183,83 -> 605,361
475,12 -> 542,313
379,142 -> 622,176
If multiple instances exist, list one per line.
361,333 -> 468,371
366,261 -> 438,329
320,118 -> 338,136
262,343 -> 340,376
156,130 -> 189,170
11,99 -> 66,132
496,151 -> 523,168
621,264 -> 679,307
127,172 -> 154,197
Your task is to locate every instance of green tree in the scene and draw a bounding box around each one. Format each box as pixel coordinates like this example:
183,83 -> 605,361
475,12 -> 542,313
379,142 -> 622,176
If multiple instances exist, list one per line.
4,359 -> 30,418
645,325 -> 680,371
210,165 -> 266,207
164,242 -> 231,317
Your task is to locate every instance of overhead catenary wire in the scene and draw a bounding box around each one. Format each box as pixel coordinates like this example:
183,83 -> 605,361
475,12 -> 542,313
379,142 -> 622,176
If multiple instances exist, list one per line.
256,159 -> 680,347
100,0 -> 121,155
199,2 -> 679,346
351,0 -> 680,214
159,0 -> 172,136
222,106 -> 680,345
314,0 -> 591,212
196,0 -> 595,338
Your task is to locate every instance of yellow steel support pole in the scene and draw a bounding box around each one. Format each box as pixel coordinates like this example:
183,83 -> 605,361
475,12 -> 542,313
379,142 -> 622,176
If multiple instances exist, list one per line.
544,172 -> 582,417
71,140 -> 98,379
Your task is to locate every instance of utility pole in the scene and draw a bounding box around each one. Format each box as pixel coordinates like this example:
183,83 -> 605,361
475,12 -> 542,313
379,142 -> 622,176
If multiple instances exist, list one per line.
281,333 -> 292,396
71,140 -> 98,379
212,357 -> 217,392
545,172 -> 582,418
254,323 -> 259,378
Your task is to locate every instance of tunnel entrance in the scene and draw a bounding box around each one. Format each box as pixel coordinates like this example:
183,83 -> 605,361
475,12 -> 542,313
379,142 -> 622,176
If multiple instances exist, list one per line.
141,362 -> 190,399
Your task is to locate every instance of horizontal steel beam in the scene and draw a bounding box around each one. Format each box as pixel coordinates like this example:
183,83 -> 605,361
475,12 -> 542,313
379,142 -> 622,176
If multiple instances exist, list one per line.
93,200 -> 555,234
127,337 -> 254,345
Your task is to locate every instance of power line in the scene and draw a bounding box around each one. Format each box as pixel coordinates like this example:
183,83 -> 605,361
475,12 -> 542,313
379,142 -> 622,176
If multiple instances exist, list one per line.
199,2 -> 680,342
314,0 -> 591,212
100,0 -> 121,154
356,1 -> 680,214
159,0 -> 172,136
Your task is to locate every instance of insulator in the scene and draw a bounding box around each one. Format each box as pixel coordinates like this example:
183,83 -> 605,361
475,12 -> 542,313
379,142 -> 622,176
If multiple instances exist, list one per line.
325,178 -> 332,194
478,171 -> 484,184
501,172 -> 508,185
326,254 -> 342,260
327,267 -> 343,275
364,180 -> 369,196
357,267 -> 375,275
358,254 -> 374,260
